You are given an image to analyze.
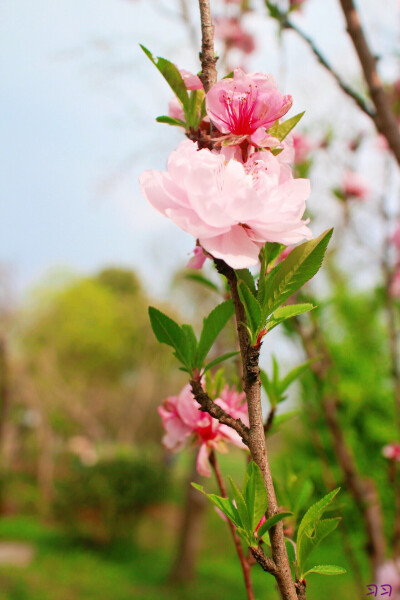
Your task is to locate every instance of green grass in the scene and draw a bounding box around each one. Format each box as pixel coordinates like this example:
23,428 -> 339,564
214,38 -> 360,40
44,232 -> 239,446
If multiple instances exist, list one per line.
0,508 -> 363,600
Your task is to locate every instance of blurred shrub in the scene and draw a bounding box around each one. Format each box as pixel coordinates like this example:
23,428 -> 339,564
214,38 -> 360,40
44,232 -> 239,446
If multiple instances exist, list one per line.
54,454 -> 169,544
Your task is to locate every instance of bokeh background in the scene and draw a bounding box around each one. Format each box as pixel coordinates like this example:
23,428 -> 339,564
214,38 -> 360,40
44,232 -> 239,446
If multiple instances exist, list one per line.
1,0 -> 400,598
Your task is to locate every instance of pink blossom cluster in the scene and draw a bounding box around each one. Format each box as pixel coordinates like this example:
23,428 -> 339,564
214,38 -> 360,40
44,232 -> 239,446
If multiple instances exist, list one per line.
341,171 -> 369,201
215,17 -> 255,56
140,68 -> 312,269
159,383 -> 248,476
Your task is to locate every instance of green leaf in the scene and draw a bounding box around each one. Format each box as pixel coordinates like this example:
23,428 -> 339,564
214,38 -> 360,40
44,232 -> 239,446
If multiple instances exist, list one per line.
236,269 -> 257,296
203,351 -> 240,374
195,301 -> 235,368
285,538 -> 296,570
228,476 -> 252,533
297,488 -> 341,573
269,411 -> 299,434
293,479 -> 314,516
186,89 -> 205,129
260,369 -> 280,408
181,324 -> 198,365
262,229 -> 333,317
299,518 -> 341,575
237,282 -> 262,344
191,483 -> 241,527
148,307 -> 188,367
156,115 -> 186,127
257,512 -> 293,541
184,273 -> 220,293
268,112 -> 305,142
265,1 -> 282,19
140,45 -> 189,110
265,303 -> 314,333
279,359 -> 317,394
242,462 -> 268,532
304,565 -> 346,577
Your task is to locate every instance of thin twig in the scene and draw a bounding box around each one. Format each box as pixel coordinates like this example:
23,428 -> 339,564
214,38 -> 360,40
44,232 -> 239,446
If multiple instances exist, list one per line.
209,451 -> 255,600
338,0 -> 400,166
282,19 -> 373,118
190,378 -> 249,445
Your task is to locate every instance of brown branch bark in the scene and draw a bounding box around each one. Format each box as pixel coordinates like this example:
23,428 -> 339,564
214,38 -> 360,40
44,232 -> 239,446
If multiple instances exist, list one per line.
215,260 -> 299,600
338,0 -> 400,166
198,0 -> 218,93
209,451 -> 255,600
190,378 -> 249,445
283,19 -> 373,118
294,316 -> 386,575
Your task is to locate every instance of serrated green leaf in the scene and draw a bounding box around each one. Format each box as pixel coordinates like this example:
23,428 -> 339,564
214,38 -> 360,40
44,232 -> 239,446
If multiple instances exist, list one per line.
242,462 -> 268,532
191,483 -> 241,527
156,115 -> 186,127
304,565 -> 346,577
279,359 -> 318,394
181,324 -> 198,364
257,512 -> 293,542
140,45 -> 189,110
265,303 -> 314,333
184,273 -> 220,293
236,527 -> 253,547
195,301 -> 234,368
148,307 -> 189,367
268,112 -> 305,142
228,476 -> 251,533
262,229 -> 333,318
236,269 -> 257,296
203,351 -> 240,374
298,518 -> 341,573
297,488 -> 340,573
237,282 -> 262,343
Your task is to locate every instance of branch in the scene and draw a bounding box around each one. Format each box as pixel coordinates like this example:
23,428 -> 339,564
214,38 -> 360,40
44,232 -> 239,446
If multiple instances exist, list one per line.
338,0 -> 400,166
198,0 -> 218,93
250,546 -> 277,576
294,315 -> 386,574
190,378 -> 249,446
209,451 -> 255,600
283,18 -> 373,118
215,259 -> 299,600
264,406 -> 276,435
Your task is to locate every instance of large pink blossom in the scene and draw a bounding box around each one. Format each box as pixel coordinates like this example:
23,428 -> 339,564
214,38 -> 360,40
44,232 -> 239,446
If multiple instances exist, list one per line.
205,69 -> 292,144
139,140 -> 311,269
158,383 -> 248,477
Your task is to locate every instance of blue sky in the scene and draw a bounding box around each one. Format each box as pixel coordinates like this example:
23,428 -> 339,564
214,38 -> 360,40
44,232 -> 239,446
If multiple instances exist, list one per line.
1,0 -> 398,300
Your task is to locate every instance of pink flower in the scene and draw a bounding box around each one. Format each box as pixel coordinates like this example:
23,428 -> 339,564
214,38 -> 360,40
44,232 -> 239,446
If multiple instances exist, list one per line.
168,97 -> 185,122
179,69 -> 203,91
292,132 -> 313,164
342,171 -> 369,200
139,140 -> 311,269
390,270 -> 400,298
205,69 -> 292,144
186,246 -> 207,269
376,560 -> 400,596
158,384 -> 249,477
390,223 -> 400,251
382,442 -> 400,461
215,18 -> 256,55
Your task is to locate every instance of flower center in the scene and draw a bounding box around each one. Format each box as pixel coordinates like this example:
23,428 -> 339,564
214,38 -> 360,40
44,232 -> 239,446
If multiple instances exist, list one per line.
220,84 -> 259,135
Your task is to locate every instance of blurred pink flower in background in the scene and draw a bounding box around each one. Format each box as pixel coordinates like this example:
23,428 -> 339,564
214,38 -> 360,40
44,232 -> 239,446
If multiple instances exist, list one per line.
292,132 -> 313,164
158,383 -> 248,476
215,17 -> 256,55
205,69 -> 292,144
139,140 -> 311,268
390,223 -> 400,251
342,170 -> 369,200
390,270 -> 400,298
168,97 -> 185,122
382,442 -> 400,461
186,246 -> 207,269
376,560 -> 400,597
